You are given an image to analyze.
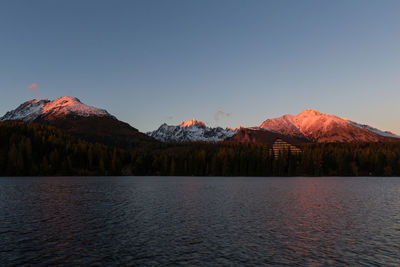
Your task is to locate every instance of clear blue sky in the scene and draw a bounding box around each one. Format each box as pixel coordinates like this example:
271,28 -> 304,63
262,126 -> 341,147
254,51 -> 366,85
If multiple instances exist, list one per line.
1,0 -> 400,133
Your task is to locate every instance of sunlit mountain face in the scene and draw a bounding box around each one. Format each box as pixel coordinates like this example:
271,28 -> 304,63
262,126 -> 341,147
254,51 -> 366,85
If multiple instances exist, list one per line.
1,97 -> 110,122
147,119 -> 238,142
179,118 -> 206,127
149,109 -> 399,144
1,96 -> 156,148
259,109 -> 400,143
2,98 -> 399,146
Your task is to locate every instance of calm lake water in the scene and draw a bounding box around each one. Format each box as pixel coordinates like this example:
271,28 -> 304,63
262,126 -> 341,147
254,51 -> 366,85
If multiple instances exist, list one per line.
1,177 -> 400,266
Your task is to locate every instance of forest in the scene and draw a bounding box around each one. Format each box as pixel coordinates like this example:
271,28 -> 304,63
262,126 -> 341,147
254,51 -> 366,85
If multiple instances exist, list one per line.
1,121 -> 400,176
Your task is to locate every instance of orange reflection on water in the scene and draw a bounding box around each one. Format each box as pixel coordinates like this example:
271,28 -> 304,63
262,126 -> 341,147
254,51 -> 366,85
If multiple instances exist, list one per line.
274,178 -> 352,265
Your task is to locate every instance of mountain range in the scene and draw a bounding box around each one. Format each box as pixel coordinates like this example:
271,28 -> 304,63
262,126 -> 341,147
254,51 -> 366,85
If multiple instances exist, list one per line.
1,97 -> 399,146
0,96 -> 154,148
259,109 -> 399,142
149,110 -> 399,143
147,119 -> 238,142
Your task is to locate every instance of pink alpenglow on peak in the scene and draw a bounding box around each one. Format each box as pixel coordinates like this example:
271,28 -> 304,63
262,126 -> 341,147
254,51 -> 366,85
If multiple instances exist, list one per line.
0,96 -> 111,122
260,109 -> 400,142
180,118 -> 206,127
148,119 -> 238,142
42,96 -> 109,118
298,109 -> 324,116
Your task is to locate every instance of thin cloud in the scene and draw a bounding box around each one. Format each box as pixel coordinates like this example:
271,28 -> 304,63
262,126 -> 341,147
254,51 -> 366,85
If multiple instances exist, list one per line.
214,110 -> 231,122
27,83 -> 39,96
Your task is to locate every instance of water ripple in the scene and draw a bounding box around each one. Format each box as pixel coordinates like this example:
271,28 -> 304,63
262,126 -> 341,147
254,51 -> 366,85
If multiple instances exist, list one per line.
1,177 -> 400,266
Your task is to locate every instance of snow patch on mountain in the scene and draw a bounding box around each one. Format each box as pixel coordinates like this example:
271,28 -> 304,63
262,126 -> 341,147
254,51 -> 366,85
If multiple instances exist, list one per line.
1,96 -> 111,122
349,121 -> 400,138
1,99 -> 50,122
148,119 -> 238,142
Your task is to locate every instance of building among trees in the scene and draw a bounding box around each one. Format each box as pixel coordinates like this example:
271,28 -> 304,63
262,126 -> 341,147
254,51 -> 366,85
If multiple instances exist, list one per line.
271,138 -> 302,158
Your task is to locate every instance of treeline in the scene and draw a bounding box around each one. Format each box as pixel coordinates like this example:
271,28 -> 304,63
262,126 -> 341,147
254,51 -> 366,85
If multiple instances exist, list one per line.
132,142 -> 400,176
130,142 -> 276,176
1,122 -> 400,176
0,122 -> 128,176
299,143 -> 400,176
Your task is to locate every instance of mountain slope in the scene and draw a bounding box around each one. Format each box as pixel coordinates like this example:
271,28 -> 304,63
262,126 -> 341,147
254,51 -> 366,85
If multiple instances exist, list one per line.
1,97 -> 110,122
228,127 -> 308,145
1,96 -> 156,148
148,119 -> 238,142
260,109 -> 400,143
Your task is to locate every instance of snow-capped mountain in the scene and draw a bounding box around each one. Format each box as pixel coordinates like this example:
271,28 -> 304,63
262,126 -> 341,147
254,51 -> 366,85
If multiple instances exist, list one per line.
260,109 -> 400,142
1,96 -> 156,148
1,96 -> 111,122
148,119 -> 238,142
3,98 -> 398,145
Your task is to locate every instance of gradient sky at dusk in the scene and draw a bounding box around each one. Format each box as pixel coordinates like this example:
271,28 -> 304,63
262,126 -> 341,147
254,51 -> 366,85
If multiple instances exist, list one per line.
1,0 -> 400,133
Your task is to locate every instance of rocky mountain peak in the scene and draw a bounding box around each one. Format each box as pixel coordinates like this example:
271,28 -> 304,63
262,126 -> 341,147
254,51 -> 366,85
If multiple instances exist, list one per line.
1,96 -> 110,122
180,118 -> 206,127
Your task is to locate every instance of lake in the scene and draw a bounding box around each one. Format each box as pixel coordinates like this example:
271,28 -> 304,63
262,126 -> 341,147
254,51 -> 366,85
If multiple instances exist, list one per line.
1,177 -> 400,266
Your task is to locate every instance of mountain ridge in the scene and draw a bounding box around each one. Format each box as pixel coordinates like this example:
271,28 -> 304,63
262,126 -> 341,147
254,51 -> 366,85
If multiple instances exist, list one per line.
1,96 -> 156,148
147,119 -> 237,142
2,98 -> 399,145
1,96 -> 112,122
260,109 -> 399,142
